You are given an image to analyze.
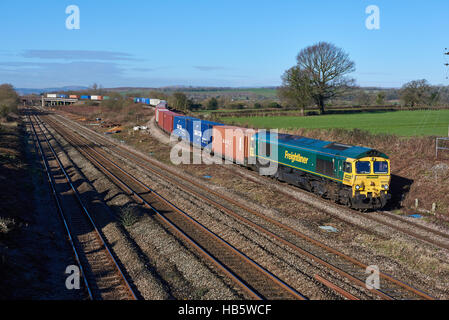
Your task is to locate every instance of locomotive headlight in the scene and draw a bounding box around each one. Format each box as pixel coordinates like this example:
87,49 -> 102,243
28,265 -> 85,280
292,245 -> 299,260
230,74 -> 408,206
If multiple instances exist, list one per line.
383,184 -> 389,190
355,185 -> 361,190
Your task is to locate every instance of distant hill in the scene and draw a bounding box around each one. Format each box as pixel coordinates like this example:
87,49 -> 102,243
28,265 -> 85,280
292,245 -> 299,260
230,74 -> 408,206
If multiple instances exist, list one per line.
15,86 -> 89,95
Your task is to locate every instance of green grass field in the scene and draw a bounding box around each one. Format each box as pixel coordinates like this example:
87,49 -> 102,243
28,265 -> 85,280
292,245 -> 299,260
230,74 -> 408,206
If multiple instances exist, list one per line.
222,109 -> 449,137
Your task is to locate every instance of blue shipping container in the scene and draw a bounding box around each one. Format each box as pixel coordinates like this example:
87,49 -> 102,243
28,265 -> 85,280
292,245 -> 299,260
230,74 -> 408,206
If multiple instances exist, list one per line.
191,119 -> 224,149
145,98 -> 150,105
58,94 -> 68,98
173,116 -> 196,142
81,95 -> 90,99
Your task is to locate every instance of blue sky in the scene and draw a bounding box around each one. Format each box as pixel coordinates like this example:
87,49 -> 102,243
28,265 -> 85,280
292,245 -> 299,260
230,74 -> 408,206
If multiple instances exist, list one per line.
0,0 -> 448,88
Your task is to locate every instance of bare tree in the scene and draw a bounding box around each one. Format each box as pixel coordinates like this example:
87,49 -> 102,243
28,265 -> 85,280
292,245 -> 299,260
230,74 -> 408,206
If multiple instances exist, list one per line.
206,97 -> 219,110
0,83 -> 19,118
91,83 -> 98,94
400,79 -> 439,107
278,66 -> 312,116
295,42 -> 356,114
355,90 -> 372,106
168,92 -> 192,111
376,91 -> 386,105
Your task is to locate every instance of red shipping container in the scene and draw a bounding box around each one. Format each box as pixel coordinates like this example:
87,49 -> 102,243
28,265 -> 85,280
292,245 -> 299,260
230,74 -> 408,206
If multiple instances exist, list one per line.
156,108 -> 168,124
212,126 -> 257,165
161,111 -> 181,133
157,109 -> 168,127
69,95 -> 78,99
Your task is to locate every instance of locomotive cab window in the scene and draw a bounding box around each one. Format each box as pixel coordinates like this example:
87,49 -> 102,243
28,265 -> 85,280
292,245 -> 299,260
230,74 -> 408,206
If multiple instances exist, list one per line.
343,162 -> 352,173
374,161 -> 388,173
356,161 -> 371,174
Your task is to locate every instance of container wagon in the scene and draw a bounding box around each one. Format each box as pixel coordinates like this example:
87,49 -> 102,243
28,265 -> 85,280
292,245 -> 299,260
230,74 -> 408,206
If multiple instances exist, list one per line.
192,120 -> 224,150
161,111 -> 182,133
173,116 -> 196,142
156,108 -> 168,123
150,99 -> 161,106
156,101 -> 167,108
212,126 -> 257,165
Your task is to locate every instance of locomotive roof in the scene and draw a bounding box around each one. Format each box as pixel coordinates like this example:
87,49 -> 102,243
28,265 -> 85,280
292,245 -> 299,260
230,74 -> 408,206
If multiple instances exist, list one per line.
254,132 -> 389,159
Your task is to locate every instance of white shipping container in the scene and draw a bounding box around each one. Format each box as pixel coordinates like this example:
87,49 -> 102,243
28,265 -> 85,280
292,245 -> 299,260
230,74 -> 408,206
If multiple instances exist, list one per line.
150,99 -> 161,106
91,95 -> 100,100
47,94 -> 57,98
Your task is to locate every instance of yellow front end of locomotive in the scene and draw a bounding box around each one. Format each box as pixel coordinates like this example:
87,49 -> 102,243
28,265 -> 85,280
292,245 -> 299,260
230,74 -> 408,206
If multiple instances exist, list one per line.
342,157 -> 391,205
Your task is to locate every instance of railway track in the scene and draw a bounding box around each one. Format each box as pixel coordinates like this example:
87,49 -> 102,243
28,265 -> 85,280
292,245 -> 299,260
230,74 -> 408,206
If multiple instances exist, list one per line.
378,210 -> 449,246
28,113 -> 138,300
40,110 -> 436,300
33,111 -> 306,300
237,167 -> 449,252
146,111 -> 449,253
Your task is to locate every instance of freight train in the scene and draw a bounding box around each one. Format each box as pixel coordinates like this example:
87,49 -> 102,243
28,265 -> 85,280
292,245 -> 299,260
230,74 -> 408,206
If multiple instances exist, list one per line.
155,107 -> 391,209
134,97 -> 167,107
46,93 -> 167,107
46,93 -> 108,101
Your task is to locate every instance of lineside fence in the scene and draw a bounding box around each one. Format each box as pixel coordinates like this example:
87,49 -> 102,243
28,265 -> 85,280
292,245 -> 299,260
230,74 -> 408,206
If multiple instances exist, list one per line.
436,137 -> 449,158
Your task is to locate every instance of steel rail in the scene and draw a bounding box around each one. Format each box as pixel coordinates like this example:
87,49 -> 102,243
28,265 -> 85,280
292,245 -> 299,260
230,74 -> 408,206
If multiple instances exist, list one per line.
314,275 -> 359,300
38,113 -> 306,300
68,127 -> 393,299
379,211 -> 449,244
52,111 -> 449,252
45,114 -> 307,300
46,113 -> 435,300
28,115 -> 93,300
32,114 -> 138,300
240,164 -> 449,252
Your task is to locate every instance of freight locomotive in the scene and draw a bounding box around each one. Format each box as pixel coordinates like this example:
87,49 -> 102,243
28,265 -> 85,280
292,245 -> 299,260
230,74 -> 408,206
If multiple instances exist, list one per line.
156,106 -> 391,210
